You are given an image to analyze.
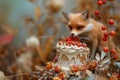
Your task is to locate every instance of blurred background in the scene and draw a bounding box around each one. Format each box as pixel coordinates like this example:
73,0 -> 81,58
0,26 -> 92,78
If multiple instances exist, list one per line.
0,0 -> 77,46
0,0 -> 120,78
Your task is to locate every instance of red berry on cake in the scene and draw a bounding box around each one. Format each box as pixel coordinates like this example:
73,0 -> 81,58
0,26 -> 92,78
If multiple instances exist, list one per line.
71,41 -> 75,45
68,41 -> 72,44
75,42 -> 80,47
79,43 -> 83,47
75,37 -> 80,42
82,43 -> 87,47
66,42 -> 69,46
66,38 -> 71,42
76,43 -> 81,47
75,42 -> 78,45
66,37 -> 71,41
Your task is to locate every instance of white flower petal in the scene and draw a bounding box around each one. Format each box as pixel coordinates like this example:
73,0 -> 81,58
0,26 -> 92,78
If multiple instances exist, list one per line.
101,51 -> 106,60
26,36 -> 40,47
95,53 -> 100,61
102,58 -> 110,65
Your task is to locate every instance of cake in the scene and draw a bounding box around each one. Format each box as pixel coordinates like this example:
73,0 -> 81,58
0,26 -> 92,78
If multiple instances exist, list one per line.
56,36 -> 90,71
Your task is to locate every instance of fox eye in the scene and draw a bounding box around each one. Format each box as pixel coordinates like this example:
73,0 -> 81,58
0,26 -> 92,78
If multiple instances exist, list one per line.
68,25 -> 72,30
77,25 -> 84,30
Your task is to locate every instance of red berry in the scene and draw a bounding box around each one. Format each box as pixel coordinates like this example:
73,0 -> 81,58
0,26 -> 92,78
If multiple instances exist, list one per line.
103,0 -> 106,4
109,19 -> 114,25
109,30 -> 116,36
66,38 -> 71,41
103,47 -> 109,53
71,41 -> 75,45
94,10 -> 99,15
79,43 -> 83,47
111,49 -> 117,54
82,43 -> 87,47
54,66 -> 60,73
77,43 -> 82,47
104,32 -> 108,37
66,42 -> 69,46
75,42 -> 79,46
101,26 -> 107,30
103,37 -> 108,41
67,41 -> 70,44
68,41 -> 71,44
71,65 -> 79,73
74,37 -> 79,41
113,54 -> 117,60
98,0 -> 103,6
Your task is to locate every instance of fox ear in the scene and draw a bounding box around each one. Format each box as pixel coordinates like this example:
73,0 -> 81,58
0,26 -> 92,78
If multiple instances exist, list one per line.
81,10 -> 89,19
62,11 -> 69,21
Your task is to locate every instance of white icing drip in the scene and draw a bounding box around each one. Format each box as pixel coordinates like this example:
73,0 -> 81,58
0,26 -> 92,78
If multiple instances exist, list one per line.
56,42 -> 89,54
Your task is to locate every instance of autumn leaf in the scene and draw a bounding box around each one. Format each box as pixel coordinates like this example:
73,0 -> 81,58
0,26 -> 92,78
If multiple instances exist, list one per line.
44,36 -> 54,59
38,25 -> 45,36
35,6 -> 41,20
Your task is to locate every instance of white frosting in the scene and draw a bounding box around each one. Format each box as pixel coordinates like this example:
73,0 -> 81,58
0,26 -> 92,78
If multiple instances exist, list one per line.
56,42 -> 89,54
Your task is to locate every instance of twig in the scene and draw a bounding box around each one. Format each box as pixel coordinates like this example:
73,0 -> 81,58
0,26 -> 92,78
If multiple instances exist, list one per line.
5,71 -> 41,78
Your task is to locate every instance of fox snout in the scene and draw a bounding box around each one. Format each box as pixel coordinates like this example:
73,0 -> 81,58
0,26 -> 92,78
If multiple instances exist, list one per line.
71,33 -> 75,36
71,31 -> 79,36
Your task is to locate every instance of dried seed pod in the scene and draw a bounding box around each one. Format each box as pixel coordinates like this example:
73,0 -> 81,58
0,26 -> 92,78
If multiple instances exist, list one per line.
46,62 -> 53,70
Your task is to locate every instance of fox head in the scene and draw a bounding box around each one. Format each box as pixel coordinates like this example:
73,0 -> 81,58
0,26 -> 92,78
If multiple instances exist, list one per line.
62,11 -> 94,36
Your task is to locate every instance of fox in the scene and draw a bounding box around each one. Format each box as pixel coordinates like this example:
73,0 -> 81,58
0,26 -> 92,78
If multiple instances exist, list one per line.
62,11 -> 120,60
